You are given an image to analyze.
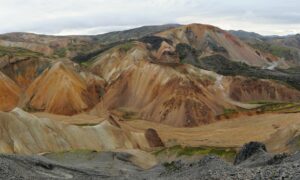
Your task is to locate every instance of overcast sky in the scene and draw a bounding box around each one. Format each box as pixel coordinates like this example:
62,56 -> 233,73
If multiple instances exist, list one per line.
0,0 -> 299,36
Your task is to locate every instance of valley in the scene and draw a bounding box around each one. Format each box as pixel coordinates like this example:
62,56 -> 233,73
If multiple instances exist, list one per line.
0,23 -> 300,179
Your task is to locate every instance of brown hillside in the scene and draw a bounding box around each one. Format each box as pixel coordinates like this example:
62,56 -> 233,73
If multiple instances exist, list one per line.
22,62 -> 99,115
90,41 -> 300,127
224,76 -> 300,102
90,43 -> 233,127
0,71 -> 21,111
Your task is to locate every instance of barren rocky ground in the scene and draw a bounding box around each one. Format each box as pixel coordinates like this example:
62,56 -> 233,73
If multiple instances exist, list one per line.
0,142 -> 300,179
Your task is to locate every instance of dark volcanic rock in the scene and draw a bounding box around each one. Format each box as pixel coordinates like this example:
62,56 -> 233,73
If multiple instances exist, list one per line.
234,141 -> 267,165
267,153 -> 289,165
140,36 -> 173,50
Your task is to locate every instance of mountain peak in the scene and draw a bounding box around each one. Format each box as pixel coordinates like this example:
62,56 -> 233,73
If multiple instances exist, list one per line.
21,62 -> 96,115
156,23 -> 270,67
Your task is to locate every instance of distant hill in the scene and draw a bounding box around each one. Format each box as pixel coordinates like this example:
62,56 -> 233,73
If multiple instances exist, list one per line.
229,30 -> 300,66
94,24 -> 181,44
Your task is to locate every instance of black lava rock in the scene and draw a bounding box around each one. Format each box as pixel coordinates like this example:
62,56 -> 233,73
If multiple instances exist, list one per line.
234,142 -> 267,165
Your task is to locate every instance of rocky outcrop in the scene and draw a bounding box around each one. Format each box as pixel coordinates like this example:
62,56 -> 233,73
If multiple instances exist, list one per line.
234,141 -> 267,165
145,128 -> 164,147
234,142 -> 290,168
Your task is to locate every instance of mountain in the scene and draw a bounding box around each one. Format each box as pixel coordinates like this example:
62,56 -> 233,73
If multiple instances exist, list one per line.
89,44 -> 232,126
0,24 -> 180,60
157,24 -> 273,67
94,24 -> 180,44
0,33 -> 103,60
228,30 -> 265,43
87,24 -> 300,127
21,62 -> 102,115
0,23 -> 299,127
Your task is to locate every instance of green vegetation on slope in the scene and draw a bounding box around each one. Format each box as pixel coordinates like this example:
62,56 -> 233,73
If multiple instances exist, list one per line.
169,42 -> 300,92
196,54 -> 300,90
72,40 -> 133,64
118,42 -> 135,52
249,42 -> 295,60
94,24 -> 180,44
257,102 -> 295,112
0,46 -> 44,58
216,102 -> 300,119
175,43 -> 199,63
154,145 -> 236,161
54,48 -> 67,58
223,108 -> 238,116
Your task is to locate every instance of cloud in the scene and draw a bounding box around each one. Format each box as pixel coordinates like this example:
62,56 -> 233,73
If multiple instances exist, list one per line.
0,0 -> 299,35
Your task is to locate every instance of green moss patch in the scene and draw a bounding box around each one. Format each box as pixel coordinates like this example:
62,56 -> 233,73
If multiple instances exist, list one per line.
54,48 -> 67,58
223,108 -> 238,116
118,42 -> 135,52
257,102 -> 298,112
154,145 -> 236,161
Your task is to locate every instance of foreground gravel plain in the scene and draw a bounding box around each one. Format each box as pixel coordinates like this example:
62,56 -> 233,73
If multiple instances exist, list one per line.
1,142 -> 300,180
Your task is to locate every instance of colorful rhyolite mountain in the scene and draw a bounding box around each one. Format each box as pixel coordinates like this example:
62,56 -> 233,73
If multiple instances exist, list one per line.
1,24 -> 299,128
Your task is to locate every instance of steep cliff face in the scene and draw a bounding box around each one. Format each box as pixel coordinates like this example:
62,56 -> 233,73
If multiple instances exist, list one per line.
21,62 -> 99,115
0,71 -> 21,111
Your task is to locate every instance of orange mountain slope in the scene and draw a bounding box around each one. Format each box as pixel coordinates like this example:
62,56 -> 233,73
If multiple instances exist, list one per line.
0,71 -> 21,111
1,58 -> 51,89
21,62 -> 100,115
